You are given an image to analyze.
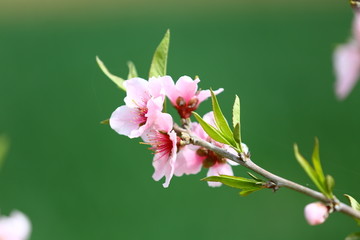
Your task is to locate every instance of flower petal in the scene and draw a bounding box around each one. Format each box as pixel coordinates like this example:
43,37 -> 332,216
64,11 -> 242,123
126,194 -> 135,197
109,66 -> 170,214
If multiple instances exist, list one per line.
174,146 -> 203,176
148,76 -> 172,98
152,112 -> 173,133
0,210 -> 31,240
197,88 -> 224,104
206,163 -> 233,187
304,202 -> 329,225
110,105 -> 142,138
152,130 -> 178,188
175,76 -> 200,102
334,40 -> 360,100
124,78 -> 150,107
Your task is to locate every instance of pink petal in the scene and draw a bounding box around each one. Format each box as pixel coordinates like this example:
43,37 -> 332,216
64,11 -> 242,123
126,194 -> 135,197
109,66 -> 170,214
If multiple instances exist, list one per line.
152,130 -> 178,188
148,76 -> 172,98
152,153 -> 173,187
175,76 -> 200,102
162,77 -> 177,104
206,163 -> 233,187
123,78 -> 150,108
143,96 -> 165,128
0,210 -> 31,240
109,105 -> 142,138
333,40 -> 360,100
174,146 -> 203,176
197,88 -> 224,104
304,202 -> 329,225
151,112 -> 173,133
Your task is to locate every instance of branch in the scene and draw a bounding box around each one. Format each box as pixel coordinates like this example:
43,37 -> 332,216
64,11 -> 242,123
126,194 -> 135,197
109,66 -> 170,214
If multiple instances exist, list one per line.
174,124 -> 360,220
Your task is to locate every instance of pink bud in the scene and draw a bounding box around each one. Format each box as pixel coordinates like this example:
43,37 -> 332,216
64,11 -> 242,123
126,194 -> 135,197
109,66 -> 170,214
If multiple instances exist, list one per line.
304,202 -> 329,226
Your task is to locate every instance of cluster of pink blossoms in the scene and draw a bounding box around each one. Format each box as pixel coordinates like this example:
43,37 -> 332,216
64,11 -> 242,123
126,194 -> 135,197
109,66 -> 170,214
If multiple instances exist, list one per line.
109,75 -> 247,188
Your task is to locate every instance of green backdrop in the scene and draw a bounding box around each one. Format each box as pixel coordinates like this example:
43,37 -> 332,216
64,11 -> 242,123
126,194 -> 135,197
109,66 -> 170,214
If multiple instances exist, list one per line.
0,1 -> 359,239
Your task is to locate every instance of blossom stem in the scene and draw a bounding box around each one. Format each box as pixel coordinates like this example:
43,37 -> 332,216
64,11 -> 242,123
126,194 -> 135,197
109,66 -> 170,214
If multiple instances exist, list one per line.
173,124 -> 360,220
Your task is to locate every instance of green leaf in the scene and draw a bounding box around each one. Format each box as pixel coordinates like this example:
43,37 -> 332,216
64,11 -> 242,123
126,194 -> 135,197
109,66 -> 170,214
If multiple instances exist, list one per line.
202,175 -> 264,196
96,56 -> 126,91
100,119 -> 110,125
312,137 -> 325,185
344,194 -> 360,211
232,95 -> 240,128
232,95 -> 242,151
325,175 -> 335,195
233,123 -> 241,145
127,61 -> 138,79
0,135 -> 10,170
294,144 -> 328,197
239,187 -> 264,196
149,29 -> 170,78
345,232 -> 360,240
247,172 -> 264,182
210,90 -> 235,146
193,112 -> 230,145
232,123 -> 242,152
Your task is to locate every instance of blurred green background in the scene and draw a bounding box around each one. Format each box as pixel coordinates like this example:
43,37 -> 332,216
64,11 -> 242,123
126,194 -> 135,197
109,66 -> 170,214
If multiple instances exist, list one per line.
0,0 -> 360,239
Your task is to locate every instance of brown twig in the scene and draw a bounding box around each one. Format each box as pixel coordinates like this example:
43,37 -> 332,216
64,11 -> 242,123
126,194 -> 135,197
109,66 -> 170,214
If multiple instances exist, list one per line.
173,124 -> 360,220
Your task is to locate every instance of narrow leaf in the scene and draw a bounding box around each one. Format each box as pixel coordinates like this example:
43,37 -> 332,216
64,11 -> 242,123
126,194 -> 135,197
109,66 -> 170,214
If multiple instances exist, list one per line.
344,194 -> 360,225
240,187 -> 264,196
202,175 -> 264,188
325,175 -> 335,195
345,232 -> 360,240
193,112 -> 230,145
232,95 -> 240,128
127,61 -> 138,79
233,123 -> 242,152
202,175 -> 264,196
100,119 -> 110,125
0,135 -> 10,169
344,194 -> 360,211
247,172 -> 264,182
210,90 -> 235,145
149,29 -> 170,78
294,144 -> 328,196
312,137 -> 325,184
96,56 -> 126,91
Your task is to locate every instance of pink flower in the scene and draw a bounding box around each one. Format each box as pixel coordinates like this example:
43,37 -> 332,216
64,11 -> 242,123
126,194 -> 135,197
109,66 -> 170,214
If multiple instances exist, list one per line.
0,210 -> 31,240
163,76 -> 223,118
334,40 -> 360,100
142,113 -> 179,188
304,202 -> 329,225
175,112 -> 247,187
333,12 -> 360,100
110,77 -> 167,138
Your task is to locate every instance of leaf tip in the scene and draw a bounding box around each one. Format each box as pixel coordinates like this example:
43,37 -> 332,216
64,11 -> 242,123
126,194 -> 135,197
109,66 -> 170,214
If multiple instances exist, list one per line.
314,136 -> 319,146
100,119 -> 110,125
293,143 -> 299,151
95,55 -> 102,64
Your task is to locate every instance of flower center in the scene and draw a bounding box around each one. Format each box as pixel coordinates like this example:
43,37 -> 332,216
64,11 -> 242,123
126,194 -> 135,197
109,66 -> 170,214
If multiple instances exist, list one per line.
135,107 -> 148,127
175,96 -> 199,119
196,147 -> 226,168
132,97 -> 149,127
146,131 -> 174,159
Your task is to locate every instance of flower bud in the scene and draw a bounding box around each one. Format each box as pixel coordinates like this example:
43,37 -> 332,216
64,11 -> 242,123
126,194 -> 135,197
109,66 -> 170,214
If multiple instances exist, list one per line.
304,202 -> 329,226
